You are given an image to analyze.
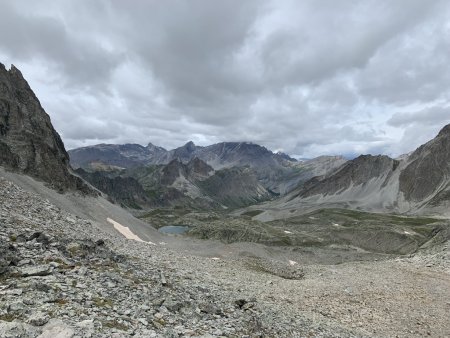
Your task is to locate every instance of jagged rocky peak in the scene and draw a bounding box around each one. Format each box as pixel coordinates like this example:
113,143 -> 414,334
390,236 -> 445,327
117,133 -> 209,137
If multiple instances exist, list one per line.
171,141 -> 198,163
184,140 -> 196,151
276,151 -> 297,162
146,142 -> 167,152
161,158 -> 186,185
0,63 -> 91,192
187,157 -> 213,176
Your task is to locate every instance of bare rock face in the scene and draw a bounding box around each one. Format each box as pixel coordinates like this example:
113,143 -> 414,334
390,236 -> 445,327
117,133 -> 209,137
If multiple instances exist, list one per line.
299,155 -> 399,198
399,123 -> 450,202
198,167 -> 272,208
0,63 -> 89,192
74,168 -> 149,208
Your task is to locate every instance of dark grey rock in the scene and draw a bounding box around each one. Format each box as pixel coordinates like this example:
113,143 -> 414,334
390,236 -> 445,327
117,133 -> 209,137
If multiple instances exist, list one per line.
0,64 -> 93,194
27,311 -> 50,326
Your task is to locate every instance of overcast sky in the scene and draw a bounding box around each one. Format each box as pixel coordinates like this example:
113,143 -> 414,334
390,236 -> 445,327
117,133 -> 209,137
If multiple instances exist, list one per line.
0,0 -> 449,158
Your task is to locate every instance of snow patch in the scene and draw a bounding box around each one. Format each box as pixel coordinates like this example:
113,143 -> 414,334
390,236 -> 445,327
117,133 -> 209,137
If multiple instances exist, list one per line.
107,218 -> 155,245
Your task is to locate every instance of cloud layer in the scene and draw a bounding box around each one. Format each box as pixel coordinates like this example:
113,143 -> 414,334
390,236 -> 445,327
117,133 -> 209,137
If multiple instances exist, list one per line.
0,0 -> 449,158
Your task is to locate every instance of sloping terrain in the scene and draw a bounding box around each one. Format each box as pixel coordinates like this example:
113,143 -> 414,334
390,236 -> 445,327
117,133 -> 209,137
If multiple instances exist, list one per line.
1,168 -> 450,337
74,168 -> 150,209
251,124 -> 450,220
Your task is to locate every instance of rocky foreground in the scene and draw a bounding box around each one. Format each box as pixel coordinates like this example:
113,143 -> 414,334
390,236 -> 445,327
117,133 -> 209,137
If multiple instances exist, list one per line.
1,176 -> 449,338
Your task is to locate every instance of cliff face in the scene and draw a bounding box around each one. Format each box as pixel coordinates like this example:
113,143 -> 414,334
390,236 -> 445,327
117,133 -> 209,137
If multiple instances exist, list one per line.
0,63 -> 90,192
74,168 -> 148,208
198,167 -> 272,208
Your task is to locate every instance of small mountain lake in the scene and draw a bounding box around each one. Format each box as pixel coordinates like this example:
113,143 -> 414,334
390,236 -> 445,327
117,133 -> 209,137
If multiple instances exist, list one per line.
158,225 -> 190,234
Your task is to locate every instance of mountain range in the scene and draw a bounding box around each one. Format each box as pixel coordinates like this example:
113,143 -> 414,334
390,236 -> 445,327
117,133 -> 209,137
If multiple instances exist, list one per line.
68,127 -> 450,217
1,62 -> 449,218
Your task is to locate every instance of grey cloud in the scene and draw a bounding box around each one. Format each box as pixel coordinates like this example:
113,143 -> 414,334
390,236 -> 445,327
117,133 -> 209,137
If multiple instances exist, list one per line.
0,0 -> 449,158
256,0 -> 437,88
388,107 -> 450,128
0,0 -> 123,92
386,106 -> 450,155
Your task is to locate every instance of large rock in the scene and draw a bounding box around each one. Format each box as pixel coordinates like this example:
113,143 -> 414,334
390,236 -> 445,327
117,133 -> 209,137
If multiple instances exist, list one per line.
0,241 -> 20,275
0,63 -> 91,193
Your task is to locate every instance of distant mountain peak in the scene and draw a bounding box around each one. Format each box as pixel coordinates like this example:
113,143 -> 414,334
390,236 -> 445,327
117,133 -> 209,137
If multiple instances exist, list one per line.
146,142 -> 167,151
182,141 -> 196,151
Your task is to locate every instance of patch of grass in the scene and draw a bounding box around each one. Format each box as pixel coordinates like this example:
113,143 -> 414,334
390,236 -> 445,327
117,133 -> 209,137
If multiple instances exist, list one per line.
93,297 -> 113,308
102,320 -> 128,331
8,234 -> 16,242
122,200 -> 143,210
43,257 -> 74,270
390,215 -> 440,226
54,298 -> 69,306
0,313 -> 21,322
242,210 -> 264,217
413,226 -> 438,237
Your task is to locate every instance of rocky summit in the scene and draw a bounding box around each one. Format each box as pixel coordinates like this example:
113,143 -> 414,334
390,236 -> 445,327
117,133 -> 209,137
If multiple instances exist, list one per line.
0,64 -> 89,193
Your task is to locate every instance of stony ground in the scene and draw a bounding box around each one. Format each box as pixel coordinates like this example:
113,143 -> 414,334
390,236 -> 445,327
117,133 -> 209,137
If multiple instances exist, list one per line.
1,176 -> 449,337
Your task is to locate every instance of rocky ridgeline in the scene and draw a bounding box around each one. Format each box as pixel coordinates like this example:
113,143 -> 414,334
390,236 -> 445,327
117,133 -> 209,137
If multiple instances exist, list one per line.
0,177 -> 357,338
0,63 -> 91,194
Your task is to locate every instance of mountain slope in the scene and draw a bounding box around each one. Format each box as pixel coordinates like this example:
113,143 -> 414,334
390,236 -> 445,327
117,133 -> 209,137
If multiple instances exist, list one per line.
399,124 -> 450,205
253,124 -> 450,220
198,167 -> 272,208
0,63 -> 90,193
74,168 -> 150,209
128,158 -> 272,209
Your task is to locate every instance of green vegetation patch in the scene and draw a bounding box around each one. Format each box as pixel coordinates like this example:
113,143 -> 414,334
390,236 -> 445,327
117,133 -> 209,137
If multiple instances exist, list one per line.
241,210 -> 264,218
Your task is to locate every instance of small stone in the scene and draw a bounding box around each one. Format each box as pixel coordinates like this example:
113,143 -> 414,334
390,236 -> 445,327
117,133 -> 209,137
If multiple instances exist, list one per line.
199,302 -> 221,315
212,329 -> 223,336
17,259 -> 32,266
3,288 -> 23,296
19,264 -> 52,277
138,318 -> 148,325
154,312 -> 164,319
39,319 -> 75,338
8,301 -> 25,313
76,319 -> 95,338
27,312 -> 50,326
106,281 -> 115,288
235,299 -> 248,309
49,261 -> 60,268
66,242 -> 81,254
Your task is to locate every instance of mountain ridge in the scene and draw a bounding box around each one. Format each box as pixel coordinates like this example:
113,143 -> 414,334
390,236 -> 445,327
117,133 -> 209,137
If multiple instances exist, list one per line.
251,124 -> 450,221
69,141 -> 345,195
0,63 -> 91,193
